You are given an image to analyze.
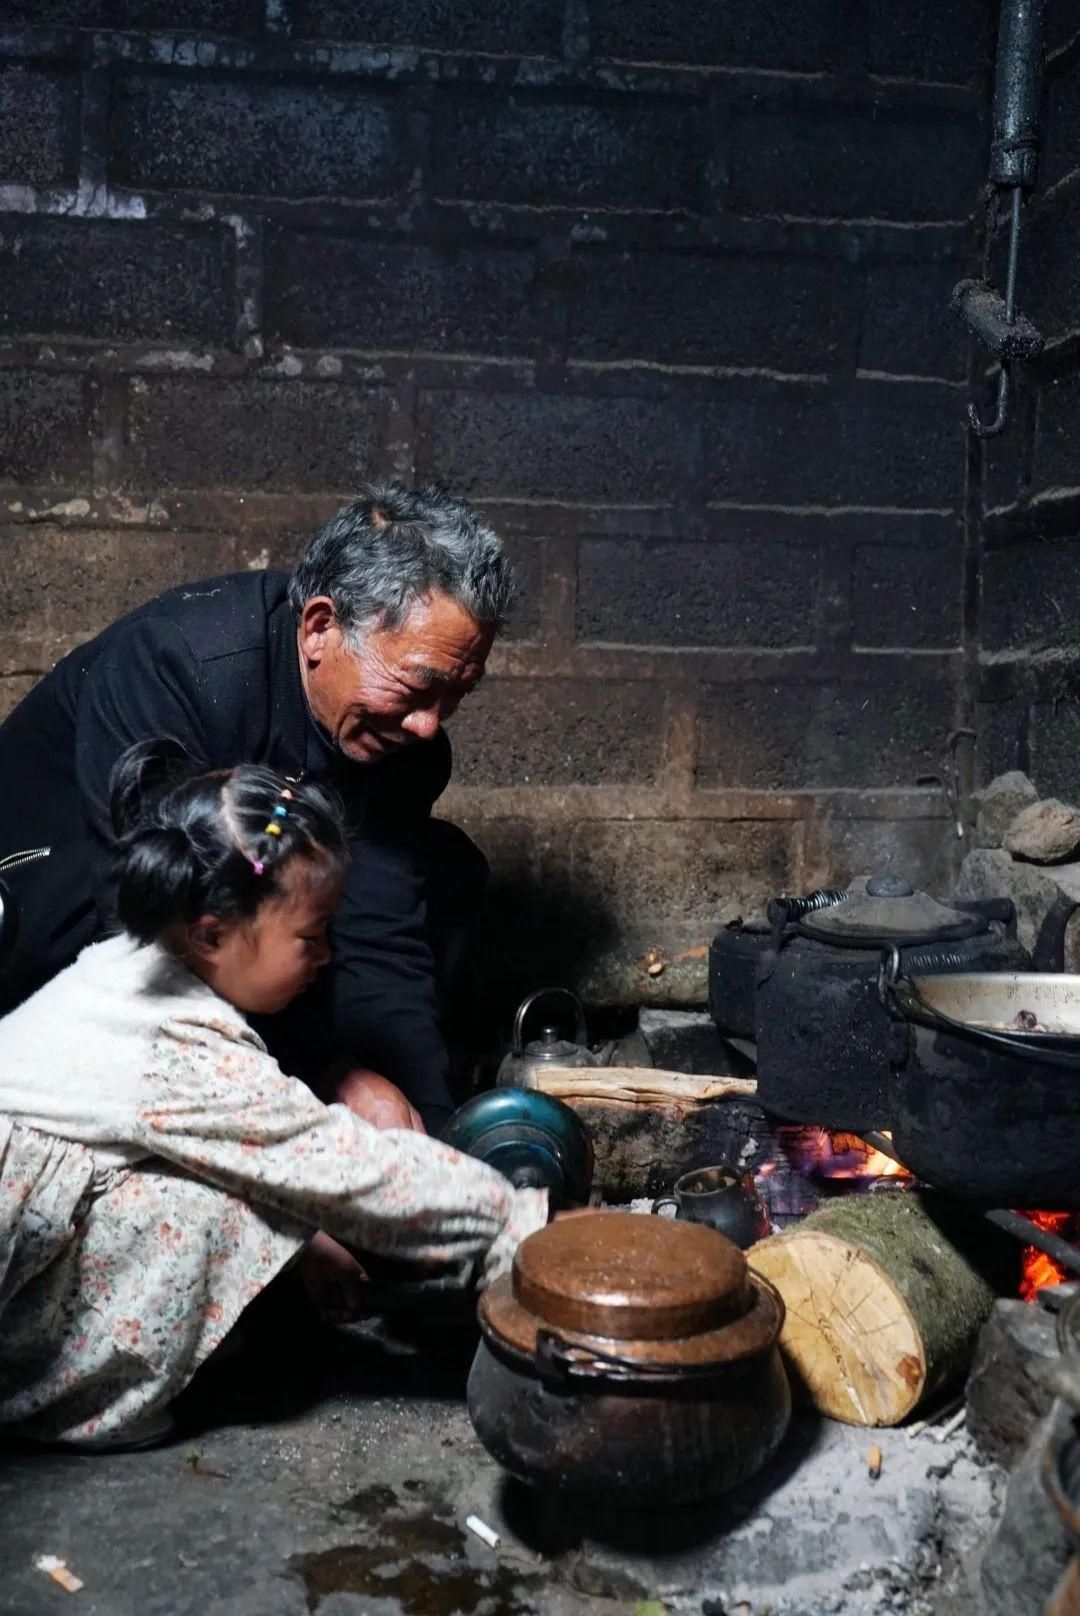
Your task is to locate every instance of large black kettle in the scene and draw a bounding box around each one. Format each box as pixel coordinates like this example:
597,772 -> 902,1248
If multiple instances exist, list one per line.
709,872 -> 1070,1132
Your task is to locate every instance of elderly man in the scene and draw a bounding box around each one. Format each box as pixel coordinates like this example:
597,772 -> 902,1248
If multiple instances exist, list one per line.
0,482 -> 509,1143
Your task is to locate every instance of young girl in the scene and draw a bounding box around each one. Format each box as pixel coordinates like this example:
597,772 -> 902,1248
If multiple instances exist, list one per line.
0,741 -> 548,1449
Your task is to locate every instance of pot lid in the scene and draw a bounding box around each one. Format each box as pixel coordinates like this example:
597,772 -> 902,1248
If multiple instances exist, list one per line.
479,1212 -> 783,1373
798,872 -> 984,946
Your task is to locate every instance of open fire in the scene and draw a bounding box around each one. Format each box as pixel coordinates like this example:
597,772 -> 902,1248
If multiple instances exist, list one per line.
754,1124 -> 1079,1303
774,1125 -> 911,1184
1019,1211 -> 1080,1301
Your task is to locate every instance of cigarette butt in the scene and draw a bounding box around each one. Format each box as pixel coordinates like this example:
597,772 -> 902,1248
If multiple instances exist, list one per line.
36,1556 -> 84,1593
934,1407 -> 967,1444
647,960 -> 665,977
868,1444 -> 883,1481
465,1515 -> 500,1549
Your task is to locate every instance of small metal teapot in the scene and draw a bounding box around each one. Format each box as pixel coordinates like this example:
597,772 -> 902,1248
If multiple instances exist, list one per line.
496,988 -> 599,1091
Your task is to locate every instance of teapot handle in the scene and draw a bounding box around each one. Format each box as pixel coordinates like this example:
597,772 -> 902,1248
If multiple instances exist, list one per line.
512,987 -> 588,1054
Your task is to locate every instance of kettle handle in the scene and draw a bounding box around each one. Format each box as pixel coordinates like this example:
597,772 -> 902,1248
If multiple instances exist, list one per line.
512,988 -> 588,1054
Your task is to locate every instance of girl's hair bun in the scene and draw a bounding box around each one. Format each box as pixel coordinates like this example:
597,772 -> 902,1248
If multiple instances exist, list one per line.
109,737 -> 198,838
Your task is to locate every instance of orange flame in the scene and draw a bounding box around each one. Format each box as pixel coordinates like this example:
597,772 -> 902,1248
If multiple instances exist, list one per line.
1019,1210 -> 1080,1303
776,1125 -> 912,1183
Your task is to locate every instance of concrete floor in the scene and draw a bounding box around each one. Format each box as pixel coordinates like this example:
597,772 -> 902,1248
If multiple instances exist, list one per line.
0,1310 -> 1002,1616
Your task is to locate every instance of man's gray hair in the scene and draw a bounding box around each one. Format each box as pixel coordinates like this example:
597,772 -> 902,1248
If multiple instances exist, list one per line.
287,482 -> 514,642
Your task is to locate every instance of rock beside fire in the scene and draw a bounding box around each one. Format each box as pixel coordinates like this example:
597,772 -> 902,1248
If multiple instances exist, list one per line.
975,770 -> 1038,848
1004,797 -> 1080,863
965,1298 -> 1059,1467
955,847 -> 1080,970
977,1401 -> 1074,1616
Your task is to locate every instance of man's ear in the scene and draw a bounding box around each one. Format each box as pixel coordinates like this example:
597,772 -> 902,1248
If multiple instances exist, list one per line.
298,598 -> 338,668
186,916 -> 225,962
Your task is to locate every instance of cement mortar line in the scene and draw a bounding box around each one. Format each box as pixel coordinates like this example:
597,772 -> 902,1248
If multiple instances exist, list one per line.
0,183 -> 977,259
982,486 -> 1080,541
979,647 -> 1080,669
0,493 -> 965,554
0,340 -> 974,404
0,26 -> 983,112
0,489 -> 966,533
0,620 -> 964,683
484,646 -> 963,680
439,786 -> 953,822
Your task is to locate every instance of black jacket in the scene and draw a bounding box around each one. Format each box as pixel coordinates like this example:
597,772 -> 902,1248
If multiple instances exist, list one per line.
0,571 -> 456,1120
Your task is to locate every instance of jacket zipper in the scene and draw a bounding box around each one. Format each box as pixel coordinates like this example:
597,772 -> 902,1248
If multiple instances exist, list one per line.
0,846 -> 51,873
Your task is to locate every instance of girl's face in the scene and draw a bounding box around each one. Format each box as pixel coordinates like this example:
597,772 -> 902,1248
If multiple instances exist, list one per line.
184,855 -> 343,1015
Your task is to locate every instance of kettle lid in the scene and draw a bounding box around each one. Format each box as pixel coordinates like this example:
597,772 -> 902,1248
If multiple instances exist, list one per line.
798,872 -> 984,946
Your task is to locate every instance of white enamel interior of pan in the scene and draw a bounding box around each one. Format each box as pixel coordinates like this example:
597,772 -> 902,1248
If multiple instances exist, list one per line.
910,973 -> 1080,1035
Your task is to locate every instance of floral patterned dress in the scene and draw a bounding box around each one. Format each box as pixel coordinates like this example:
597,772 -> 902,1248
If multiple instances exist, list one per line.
0,937 -> 548,1448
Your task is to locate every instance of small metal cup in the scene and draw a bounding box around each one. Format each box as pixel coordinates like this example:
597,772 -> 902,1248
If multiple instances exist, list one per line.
652,1163 -> 771,1250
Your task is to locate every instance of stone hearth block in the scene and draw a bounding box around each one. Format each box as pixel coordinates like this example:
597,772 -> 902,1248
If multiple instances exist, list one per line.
1005,798 -> 1080,864
966,1299 -> 1059,1467
974,771 -> 1038,849
977,1402 -> 1074,1616
955,846 -> 1080,969
638,1008 -> 746,1075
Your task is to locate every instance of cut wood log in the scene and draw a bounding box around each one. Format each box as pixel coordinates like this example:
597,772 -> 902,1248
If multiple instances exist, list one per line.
533,1066 -> 763,1202
749,1191 -> 1016,1426
539,1066 -> 758,1106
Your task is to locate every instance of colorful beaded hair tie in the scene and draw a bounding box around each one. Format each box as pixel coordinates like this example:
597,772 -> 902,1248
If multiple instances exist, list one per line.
251,790 -> 293,873
263,787 -> 293,837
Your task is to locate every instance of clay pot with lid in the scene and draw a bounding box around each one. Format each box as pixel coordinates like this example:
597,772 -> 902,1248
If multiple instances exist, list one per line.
467,1212 -> 791,1504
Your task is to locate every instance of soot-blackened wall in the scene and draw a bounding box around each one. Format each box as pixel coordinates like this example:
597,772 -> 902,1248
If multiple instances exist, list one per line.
0,1 -> 993,1003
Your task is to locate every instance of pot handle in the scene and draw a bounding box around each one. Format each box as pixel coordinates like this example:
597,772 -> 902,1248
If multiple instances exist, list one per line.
512,988 -> 588,1054
651,1195 -> 679,1218
533,1328 -> 716,1388
878,945 -> 967,1034
879,944 -> 1080,1068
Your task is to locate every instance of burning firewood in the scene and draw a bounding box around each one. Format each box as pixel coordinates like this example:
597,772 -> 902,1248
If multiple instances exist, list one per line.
749,1190 -> 1016,1427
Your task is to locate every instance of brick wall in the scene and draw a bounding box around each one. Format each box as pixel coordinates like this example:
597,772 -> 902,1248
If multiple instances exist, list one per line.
0,1 -> 992,1007
978,15 -> 1080,806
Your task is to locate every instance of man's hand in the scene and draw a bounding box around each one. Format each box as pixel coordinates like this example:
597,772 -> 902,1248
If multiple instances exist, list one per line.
329,1064 -> 426,1132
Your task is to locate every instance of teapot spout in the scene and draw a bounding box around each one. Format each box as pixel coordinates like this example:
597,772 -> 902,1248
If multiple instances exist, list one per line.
1031,890 -> 1080,972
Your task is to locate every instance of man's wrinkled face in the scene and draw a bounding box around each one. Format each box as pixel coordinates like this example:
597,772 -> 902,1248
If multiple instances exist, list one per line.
298,592 -> 494,763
